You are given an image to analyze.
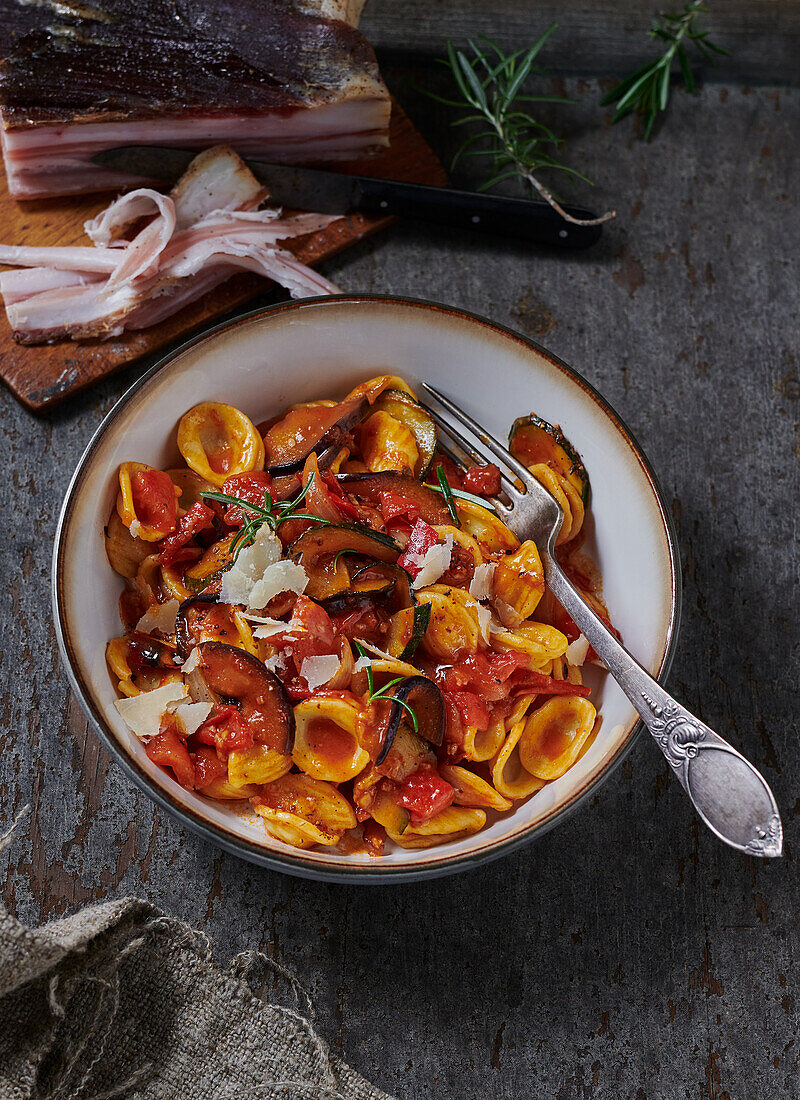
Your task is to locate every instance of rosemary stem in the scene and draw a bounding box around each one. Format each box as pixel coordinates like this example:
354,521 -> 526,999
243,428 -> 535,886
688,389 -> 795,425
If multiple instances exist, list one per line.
489,115 -> 616,227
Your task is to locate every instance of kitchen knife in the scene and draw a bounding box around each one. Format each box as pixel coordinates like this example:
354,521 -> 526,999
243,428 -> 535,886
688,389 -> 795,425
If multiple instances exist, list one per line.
91,146 -> 604,250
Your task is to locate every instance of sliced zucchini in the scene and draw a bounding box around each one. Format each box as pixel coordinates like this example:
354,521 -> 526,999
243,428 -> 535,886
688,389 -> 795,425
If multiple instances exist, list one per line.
376,675 -> 445,765
288,524 -> 400,568
399,602 -> 431,662
289,524 -> 400,602
509,414 -> 589,503
265,399 -> 366,477
183,533 -> 235,594
196,641 -> 295,753
320,563 -> 415,616
370,390 -> 437,477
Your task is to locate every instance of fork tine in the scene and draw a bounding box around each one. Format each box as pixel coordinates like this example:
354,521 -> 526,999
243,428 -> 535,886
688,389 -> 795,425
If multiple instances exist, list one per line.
424,410 -> 514,517
435,438 -> 513,517
433,416 -> 518,493
421,382 -> 535,486
423,403 -> 520,495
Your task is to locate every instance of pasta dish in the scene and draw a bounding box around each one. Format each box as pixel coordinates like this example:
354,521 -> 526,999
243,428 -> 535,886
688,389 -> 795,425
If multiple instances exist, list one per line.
105,375 -> 615,854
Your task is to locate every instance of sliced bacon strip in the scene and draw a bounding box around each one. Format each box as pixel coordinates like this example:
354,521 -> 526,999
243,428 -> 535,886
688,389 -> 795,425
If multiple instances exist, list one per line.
0,146 -> 342,344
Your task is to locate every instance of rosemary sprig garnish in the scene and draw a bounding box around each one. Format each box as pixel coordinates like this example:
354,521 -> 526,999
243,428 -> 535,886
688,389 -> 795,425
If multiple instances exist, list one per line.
423,28 -> 615,227
436,466 -> 461,527
353,641 -> 419,733
601,2 -> 729,140
332,547 -> 360,567
202,473 -> 330,563
428,481 -> 494,509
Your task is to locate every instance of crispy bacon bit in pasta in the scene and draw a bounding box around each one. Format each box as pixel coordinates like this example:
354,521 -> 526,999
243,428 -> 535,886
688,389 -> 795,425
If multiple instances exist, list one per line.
106,374 -> 615,855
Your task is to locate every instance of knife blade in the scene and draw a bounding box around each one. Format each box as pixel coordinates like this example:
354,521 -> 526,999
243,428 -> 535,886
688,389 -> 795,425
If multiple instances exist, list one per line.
91,146 -> 604,250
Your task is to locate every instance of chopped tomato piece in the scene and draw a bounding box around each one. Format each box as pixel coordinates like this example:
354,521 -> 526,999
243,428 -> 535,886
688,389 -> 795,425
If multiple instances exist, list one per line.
146,721 -> 196,789
221,471 -> 273,525
450,690 -> 490,731
194,705 -> 254,755
191,745 -> 228,790
330,605 -> 389,643
397,519 -> 439,579
132,469 -> 178,535
397,765 -> 455,825
462,463 -> 502,497
321,472 -> 361,520
438,542 -> 476,588
426,454 -> 465,491
158,501 -> 215,565
509,670 -> 591,698
430,650 -> 528,703
268,595 -> 338,675
379,490 -> 421,527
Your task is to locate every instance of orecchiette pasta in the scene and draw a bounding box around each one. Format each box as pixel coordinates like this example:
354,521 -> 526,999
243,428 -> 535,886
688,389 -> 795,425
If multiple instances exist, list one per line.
106,375 -> 615,858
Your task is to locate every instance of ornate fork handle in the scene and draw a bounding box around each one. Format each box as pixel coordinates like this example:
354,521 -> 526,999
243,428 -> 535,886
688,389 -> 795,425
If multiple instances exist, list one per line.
545,557 -> 783,858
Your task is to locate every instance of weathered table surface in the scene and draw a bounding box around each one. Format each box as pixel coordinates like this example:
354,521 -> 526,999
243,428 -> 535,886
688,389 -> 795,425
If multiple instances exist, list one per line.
1,42 -> 798,1100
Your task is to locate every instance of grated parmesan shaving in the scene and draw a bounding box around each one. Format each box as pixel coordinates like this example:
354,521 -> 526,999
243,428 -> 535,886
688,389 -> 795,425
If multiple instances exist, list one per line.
246,616 -> 288,638
352,656 -> 372,673
218,524 -> 283,607
565,634 -> 590,666
181,646 -> 202,673
114,682 -> 189,741
262,652 -> 287,673
469,561 -> 496,602
135,598 -> 180,635
411,533 -> 454,590
248,559 -> 308,610
300,654 -> 341,690
353,638 -> 394,661
172,700 -> 212,735
474,602 -> 492,643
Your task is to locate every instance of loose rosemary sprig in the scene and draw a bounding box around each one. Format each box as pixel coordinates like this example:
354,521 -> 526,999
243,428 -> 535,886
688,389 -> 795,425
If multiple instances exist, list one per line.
202,473 -> 330,563
436,466 -> 461,527
353,641 -> 419,733
423,27 -> 615,227
602,2 -> 729,140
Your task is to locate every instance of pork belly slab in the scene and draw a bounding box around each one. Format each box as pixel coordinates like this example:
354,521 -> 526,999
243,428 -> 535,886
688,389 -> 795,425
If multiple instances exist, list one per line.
0,0 -> 390,199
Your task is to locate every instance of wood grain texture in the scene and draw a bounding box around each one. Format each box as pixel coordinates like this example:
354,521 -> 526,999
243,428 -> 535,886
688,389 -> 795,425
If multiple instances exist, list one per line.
1,65 -> 798,1100
362,0 -> 800,83
0,102 -> 446,413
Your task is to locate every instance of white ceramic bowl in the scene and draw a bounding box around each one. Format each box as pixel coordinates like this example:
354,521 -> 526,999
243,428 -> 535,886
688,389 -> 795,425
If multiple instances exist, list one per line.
53,296 -> 680,882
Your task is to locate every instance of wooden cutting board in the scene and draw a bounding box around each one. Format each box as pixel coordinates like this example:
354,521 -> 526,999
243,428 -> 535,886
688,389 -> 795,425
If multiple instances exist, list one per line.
0,103 -> 446,413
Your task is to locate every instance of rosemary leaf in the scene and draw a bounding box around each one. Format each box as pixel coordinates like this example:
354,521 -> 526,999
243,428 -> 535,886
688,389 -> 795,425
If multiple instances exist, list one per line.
422,29 -> 615,227
602,1 -> 729,140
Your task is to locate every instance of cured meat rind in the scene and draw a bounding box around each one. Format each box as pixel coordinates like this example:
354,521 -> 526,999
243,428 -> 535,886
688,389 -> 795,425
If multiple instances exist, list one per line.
0,0 -> 390,198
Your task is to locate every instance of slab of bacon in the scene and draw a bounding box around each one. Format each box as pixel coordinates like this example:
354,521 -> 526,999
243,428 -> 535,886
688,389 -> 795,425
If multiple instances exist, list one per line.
0,146 -> 341,344
0,0 -> 389,199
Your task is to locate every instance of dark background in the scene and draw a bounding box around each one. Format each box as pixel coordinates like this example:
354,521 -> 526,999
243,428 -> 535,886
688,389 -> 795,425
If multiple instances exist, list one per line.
1,3 -> 798,1097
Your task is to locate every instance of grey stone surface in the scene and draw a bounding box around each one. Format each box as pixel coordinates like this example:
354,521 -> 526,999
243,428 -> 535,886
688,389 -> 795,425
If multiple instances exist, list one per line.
1,70 -> 798,1099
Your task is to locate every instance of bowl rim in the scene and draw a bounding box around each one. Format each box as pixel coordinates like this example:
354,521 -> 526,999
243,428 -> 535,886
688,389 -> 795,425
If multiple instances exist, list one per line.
52,293 -> 681,884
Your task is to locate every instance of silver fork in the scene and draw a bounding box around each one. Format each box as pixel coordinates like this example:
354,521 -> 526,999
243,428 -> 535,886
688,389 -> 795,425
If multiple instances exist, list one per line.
422,382 -> 783,858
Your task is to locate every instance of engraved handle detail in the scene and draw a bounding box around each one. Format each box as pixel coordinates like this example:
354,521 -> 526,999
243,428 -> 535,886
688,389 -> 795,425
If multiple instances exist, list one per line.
546,558 -> 783,858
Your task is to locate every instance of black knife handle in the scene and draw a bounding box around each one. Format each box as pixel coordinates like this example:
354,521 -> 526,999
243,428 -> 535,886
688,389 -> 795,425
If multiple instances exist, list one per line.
354,177 -> 602,249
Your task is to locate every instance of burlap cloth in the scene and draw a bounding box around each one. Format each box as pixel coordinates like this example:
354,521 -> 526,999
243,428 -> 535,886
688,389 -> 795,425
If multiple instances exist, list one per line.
0,813 -> 394,1100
